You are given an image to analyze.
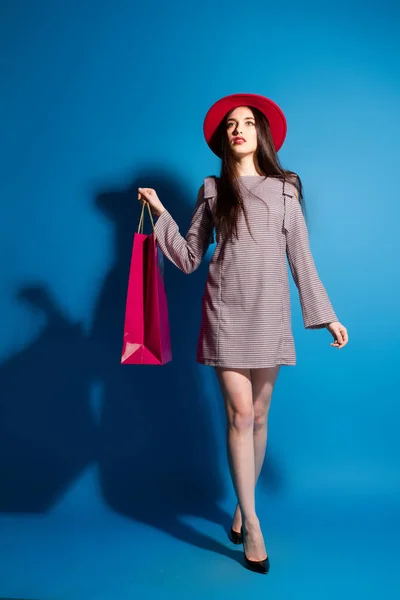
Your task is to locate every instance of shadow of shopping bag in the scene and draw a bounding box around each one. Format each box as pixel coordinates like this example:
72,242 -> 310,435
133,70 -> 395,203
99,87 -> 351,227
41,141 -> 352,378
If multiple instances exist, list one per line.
121,200 -> 172,365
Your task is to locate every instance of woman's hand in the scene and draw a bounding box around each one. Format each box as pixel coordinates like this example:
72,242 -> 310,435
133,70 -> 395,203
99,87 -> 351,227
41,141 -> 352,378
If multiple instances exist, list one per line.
138,187 -> 166,218
326,321 -> 348,349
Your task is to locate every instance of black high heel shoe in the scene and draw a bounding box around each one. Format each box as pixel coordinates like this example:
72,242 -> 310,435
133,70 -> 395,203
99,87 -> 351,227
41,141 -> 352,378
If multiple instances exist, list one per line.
244,552 -> 270,574
229,526 -> 243,544
243,529 -> 270,574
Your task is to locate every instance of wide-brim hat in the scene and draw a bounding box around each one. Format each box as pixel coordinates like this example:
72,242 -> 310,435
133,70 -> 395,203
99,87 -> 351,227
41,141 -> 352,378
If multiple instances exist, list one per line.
203,93 -> 287,158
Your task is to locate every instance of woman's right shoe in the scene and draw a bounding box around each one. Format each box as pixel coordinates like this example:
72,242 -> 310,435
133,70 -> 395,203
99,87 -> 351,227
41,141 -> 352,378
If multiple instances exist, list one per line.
229,526 -> 243,544
244,552 -> 270,574
242,526 -> 270,574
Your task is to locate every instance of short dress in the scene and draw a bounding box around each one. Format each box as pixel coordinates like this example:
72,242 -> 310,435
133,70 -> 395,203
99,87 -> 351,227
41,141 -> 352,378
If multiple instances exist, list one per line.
153,175 -> 338,368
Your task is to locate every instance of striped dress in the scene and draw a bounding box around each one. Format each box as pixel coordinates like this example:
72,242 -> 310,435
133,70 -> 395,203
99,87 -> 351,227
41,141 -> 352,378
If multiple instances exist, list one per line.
153,175 -> 338,368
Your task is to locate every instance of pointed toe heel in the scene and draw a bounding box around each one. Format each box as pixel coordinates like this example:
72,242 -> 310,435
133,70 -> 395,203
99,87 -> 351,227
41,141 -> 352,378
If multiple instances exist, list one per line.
244,552 -> 270,574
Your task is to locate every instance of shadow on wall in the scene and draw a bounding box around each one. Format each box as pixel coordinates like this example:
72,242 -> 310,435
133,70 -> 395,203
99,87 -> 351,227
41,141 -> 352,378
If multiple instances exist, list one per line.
1,170 -> 271,558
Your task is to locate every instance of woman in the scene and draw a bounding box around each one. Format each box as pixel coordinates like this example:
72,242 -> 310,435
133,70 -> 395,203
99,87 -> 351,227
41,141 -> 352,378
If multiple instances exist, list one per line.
137,93 -> 348,574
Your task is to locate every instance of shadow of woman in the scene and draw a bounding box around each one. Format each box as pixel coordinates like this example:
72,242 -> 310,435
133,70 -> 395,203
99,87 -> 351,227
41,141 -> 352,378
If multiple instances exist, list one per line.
0,284 -> 97,512
90,169 -> 238,560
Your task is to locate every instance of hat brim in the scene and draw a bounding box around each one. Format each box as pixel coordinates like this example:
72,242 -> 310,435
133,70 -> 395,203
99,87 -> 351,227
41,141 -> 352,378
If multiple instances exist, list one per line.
203,93 -> 287,158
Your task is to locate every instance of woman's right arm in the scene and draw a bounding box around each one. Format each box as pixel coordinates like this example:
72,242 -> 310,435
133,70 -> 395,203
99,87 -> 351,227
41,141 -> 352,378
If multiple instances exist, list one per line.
151,184 -> 215,275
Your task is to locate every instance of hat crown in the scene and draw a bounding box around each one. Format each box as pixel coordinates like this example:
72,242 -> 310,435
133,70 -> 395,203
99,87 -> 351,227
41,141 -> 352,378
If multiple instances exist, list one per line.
203,93 -> 287,158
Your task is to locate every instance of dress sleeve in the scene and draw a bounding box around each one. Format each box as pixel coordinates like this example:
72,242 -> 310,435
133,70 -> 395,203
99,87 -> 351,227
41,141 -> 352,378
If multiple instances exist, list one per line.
153,183 -> 215,275
284,190 -> 338,329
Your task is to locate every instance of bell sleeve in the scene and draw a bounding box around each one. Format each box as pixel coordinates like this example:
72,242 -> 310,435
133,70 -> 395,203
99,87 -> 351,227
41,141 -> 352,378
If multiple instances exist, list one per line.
153,183 -> 215,275
284,190 -> 338,329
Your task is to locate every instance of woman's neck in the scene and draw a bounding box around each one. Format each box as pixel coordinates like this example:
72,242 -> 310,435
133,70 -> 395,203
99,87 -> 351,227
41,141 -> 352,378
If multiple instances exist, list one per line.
234,156 -> 262,177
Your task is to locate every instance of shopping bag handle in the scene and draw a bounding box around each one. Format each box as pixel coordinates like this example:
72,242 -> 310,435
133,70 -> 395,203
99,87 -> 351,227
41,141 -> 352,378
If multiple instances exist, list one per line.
138,200 -> 156,238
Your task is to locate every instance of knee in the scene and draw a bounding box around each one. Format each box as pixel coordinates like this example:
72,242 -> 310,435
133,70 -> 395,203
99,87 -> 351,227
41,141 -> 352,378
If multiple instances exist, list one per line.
253,399 -> 271,431
253,410 -> 267,431
229,408 -> 254,432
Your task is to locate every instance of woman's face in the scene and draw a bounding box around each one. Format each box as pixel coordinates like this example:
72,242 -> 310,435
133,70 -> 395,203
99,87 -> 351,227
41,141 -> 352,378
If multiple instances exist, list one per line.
225,106 -> 257,156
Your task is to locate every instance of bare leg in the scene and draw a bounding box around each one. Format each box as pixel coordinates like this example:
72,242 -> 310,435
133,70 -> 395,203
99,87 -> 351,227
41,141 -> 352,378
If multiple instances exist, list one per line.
215,367 -> 268,561
231,366 -> 280,532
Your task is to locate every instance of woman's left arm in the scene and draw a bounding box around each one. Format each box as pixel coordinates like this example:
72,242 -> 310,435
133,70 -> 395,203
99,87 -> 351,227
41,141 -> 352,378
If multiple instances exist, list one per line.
284,188 -> 348,349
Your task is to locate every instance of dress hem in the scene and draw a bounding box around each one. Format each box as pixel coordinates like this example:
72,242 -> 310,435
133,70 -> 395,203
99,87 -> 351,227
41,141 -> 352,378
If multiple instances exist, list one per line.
196,358 -> 296,368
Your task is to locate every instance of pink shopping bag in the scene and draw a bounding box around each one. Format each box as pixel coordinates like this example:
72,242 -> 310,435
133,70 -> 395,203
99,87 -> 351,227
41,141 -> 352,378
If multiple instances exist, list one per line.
121,200 -> 172,365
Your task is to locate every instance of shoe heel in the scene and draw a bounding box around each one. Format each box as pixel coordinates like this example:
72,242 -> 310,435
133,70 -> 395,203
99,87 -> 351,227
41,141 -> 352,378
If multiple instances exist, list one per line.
229,526 -> 243,544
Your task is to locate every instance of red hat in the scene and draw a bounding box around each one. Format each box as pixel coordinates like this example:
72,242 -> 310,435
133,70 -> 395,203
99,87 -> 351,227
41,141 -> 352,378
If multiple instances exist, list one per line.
203,93 -> 287,158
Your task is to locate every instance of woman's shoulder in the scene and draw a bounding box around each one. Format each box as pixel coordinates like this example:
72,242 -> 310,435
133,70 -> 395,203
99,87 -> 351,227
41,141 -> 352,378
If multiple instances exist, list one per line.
284,173 -> 300,197
203,175 -> 218,198
269,173 -> 299,198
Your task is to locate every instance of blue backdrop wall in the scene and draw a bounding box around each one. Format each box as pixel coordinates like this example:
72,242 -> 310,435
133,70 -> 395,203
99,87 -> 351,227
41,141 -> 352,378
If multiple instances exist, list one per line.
1,1 -> 399,598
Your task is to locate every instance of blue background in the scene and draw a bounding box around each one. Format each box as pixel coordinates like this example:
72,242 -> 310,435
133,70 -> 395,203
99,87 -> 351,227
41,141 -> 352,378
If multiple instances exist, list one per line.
1,0 -> 399,598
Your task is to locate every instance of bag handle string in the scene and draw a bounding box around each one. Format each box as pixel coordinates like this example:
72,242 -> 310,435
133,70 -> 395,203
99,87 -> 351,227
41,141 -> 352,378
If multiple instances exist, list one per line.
138,200 -> 156,238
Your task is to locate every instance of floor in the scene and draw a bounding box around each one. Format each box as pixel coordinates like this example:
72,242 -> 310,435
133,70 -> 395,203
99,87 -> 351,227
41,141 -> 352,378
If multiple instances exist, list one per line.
0,480 -> 399,600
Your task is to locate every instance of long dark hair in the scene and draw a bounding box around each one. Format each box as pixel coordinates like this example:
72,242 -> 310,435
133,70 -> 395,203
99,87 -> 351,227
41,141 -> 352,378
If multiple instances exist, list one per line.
208,106 -> 306,245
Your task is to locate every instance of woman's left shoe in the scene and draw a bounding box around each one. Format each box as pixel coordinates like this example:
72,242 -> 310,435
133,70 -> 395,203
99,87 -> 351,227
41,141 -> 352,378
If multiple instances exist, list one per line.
228,526 -> 243,544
